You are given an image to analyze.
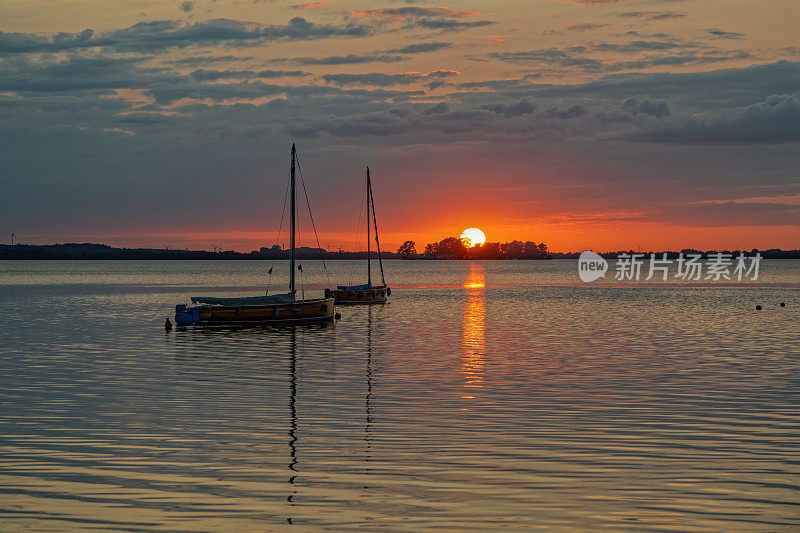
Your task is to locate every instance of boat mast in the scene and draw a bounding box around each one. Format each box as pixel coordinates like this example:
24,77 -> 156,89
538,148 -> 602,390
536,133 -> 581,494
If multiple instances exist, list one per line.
368,171 -> 386,286
366,166 -> 371,287
290,143 -> 296,294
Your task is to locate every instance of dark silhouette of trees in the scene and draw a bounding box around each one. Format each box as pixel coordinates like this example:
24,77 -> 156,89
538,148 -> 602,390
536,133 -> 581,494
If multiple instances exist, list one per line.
438,237 -> 469,259
502,240 -> 524,258
471,242 -> 501,259
422,237 -> 469,259
422,237 -> 553,259
397,240 -> 417,258
520,241 -> 548,259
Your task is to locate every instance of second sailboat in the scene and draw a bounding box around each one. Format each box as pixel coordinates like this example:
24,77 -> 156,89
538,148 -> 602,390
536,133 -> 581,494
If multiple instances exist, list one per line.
328,166 -> 391,304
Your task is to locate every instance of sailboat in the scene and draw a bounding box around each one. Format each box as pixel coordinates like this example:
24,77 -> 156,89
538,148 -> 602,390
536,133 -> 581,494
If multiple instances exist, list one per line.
327,166 -> 391,304
173,144 -> 336,326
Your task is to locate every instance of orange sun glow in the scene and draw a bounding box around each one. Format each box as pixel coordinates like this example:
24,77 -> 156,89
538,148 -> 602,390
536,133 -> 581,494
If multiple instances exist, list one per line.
460,228 -> 486,248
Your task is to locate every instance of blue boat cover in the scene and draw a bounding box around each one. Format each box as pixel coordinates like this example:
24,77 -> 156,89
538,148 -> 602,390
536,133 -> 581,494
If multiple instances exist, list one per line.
191,291 -> 296,306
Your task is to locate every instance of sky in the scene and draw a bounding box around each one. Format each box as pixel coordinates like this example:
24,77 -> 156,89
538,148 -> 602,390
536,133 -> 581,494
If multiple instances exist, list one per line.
1,0 -> 798,252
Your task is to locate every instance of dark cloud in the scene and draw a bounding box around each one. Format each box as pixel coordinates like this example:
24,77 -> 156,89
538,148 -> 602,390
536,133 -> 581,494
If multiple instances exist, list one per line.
589,39 -> 703,54
546,105 -> 588,118
489,48 -> 605,71
422,102 -> 450,114
621,95 -> 671,117
0,17 -> 370,54
529,61 -> 800,111
567,23 -> 607,31
614,50 -> 752,69
287,42 -> 452,66
349,7 -> 482,20
413,19 -> 495,31
190,68 -> 309,81
140,82 -> 422,106
323,70 -> 459,87
427,80 -> 450,90
619,12 -> 687,21
0,51 -> 431,106
0,55 -> 174,93
295,53 -> 405,65
171,55 -> 253,66
144,81 -> 425,105
389,42 -> 453,54
114,112 -> 173,124
637,94 -> 800,143
457,76 -> 540,90
145,80 -> 289,104
706,28 -> 745,40
287,112 -> 413,138
488,40 -> 749,74
348,7 -> 495,32
481,98 -> 537,117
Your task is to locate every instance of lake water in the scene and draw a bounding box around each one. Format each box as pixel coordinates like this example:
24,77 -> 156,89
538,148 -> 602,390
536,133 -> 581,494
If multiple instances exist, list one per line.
1,259 -> 799,531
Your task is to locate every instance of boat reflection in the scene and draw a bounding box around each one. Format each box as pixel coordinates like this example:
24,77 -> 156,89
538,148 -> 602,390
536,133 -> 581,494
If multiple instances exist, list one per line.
285,312 -> 376,524
462,263 -> 486,388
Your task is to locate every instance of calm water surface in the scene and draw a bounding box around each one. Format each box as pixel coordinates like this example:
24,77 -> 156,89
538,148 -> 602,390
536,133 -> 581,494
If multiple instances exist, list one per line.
1,260 -> 799,531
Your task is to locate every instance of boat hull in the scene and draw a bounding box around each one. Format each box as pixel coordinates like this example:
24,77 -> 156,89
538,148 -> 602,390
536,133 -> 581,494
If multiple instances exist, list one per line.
176,297 -> 335,326
331,286 -> 389,305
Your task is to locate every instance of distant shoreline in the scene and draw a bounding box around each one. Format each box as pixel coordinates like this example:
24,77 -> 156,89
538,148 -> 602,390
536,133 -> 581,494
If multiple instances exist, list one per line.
1,243 -> 799,260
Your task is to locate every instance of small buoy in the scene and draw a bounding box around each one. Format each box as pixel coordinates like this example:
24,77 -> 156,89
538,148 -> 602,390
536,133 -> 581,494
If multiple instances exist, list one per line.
755,305 -> 762,310
165,317 -> 173,330
780,302 -> 786,307
335,312 -> 342,320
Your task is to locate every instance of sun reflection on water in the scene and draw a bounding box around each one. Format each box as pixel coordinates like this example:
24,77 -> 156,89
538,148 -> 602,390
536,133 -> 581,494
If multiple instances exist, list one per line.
462,263 -> 486,389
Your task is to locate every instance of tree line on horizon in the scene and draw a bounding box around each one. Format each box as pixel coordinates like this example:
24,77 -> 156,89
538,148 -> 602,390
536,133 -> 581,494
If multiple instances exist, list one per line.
396,238 -> 552,260
3,242 -> 799,260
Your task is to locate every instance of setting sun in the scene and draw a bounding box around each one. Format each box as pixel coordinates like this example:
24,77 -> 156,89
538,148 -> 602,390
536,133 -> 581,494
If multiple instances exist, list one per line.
460,228 -> 486,248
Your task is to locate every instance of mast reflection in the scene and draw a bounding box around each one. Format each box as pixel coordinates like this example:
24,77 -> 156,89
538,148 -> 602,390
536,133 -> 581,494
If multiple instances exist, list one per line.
365,306 -> 373,466
287,328 -> 297,523
462,263 -> 486,388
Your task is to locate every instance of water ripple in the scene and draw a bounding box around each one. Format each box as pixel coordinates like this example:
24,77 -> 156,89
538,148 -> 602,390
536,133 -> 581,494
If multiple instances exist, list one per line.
1,260 -> 798,530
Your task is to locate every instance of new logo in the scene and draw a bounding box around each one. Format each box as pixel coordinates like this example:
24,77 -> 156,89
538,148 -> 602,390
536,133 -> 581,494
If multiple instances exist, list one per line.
578,250 -> 608,282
